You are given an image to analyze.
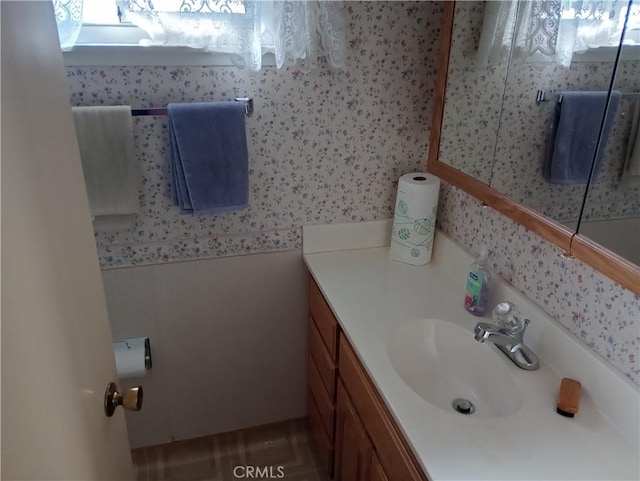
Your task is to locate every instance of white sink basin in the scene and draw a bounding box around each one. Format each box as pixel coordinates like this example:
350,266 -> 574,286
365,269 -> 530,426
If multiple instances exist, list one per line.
387,318 -> 523,419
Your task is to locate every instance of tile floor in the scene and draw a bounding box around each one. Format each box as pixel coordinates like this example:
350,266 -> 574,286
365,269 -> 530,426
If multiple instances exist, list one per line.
132,418 -> 326,481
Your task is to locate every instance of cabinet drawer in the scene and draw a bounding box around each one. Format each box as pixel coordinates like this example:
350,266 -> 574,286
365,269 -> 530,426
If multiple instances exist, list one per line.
309,276 -> 338,359
308,355 -> 335,440
309,316 -> 337,398
338,337 -> 427,481
307,390 -> 333,479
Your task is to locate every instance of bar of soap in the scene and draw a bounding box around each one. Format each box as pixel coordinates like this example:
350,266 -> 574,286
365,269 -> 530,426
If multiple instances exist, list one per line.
557,377 -> 581,417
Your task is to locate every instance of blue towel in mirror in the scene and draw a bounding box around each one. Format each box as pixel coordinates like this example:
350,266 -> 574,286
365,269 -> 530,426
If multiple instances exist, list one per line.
543,91 -> 621,184
168,102 -> 248,214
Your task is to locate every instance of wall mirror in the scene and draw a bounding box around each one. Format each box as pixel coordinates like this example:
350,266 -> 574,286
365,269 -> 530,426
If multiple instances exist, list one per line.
428,1 -> 640,295
576,17 -> 640,268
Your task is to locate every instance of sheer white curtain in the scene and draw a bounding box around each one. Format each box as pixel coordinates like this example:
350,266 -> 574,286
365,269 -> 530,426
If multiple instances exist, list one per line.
117,0 -> 263,69
117,0 -> 345,71
53,0 -> 84,50
261,1 -> 346,72
477,0 -> 625,67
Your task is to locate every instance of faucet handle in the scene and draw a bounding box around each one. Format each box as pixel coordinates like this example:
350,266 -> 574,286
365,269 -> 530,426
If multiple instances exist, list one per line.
492,302 -> 523,332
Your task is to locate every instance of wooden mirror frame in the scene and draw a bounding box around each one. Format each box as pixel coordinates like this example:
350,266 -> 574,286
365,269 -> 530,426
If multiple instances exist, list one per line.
427,2 -> 640,296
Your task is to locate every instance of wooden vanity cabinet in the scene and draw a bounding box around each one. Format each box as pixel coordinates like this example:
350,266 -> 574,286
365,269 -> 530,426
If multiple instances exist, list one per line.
307,276 -> 339,479
337,336 -> 427,481
335,380 -> 372,481
306,274 -> 429,481
369,451 -> 391,481
334,381 -> 393,481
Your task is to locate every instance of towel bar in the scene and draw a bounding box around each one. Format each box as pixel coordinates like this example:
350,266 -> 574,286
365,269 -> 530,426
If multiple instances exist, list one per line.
536,89 -> 639,105
131,98 -> 253,117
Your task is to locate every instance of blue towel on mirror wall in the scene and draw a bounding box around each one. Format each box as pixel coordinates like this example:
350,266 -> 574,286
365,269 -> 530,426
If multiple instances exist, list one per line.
168,102 -> 248,214
543,91 -> 621,184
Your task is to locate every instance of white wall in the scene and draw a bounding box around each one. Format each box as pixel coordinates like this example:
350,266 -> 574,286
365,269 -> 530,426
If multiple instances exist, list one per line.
102,249 -> 308,448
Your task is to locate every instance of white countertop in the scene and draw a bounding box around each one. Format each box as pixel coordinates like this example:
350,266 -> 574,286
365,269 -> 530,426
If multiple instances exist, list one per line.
303,220 -> 640,481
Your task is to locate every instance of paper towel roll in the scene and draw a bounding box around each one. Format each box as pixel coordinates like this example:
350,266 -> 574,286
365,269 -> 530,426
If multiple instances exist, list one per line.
113,337 -> 151,379
390,173 -> 440,265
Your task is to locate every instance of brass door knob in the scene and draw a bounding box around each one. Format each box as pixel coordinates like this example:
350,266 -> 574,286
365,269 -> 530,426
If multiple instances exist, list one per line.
104,382 -> 143,417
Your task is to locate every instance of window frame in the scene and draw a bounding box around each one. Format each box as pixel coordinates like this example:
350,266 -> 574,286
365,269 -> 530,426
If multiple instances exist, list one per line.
60,0 -> 275,67
62,23 -> 276,67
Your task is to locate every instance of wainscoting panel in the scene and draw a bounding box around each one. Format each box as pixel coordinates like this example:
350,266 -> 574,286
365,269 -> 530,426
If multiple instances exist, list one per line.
102,249 -> 308,448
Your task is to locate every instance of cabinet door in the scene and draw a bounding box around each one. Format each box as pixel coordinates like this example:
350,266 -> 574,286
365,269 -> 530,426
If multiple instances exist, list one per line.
335,381 -> 372,481
338,336 -> 427,481
370,451 -> 390,481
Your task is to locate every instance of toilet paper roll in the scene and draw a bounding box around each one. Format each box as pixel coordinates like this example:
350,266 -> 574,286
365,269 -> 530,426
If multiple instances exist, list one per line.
390,173 -> 440,265
113,337 -> 150,379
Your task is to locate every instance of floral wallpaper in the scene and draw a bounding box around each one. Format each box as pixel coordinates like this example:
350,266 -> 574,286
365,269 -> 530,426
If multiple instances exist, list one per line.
438,1 -> 506,185
65,1 -> 443,269
437,182 -> 640,385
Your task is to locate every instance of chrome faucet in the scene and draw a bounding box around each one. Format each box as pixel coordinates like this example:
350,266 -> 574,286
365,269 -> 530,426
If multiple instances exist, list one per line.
474,302 -> 539,370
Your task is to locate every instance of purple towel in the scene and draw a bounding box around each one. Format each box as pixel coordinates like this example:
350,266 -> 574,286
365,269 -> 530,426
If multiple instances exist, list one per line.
543,91 -> 621,184
168,102 -> 248,214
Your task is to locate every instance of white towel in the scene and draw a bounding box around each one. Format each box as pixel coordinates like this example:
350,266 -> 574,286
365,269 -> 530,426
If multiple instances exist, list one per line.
72,106 -> 139,229
622,98 -> 640,183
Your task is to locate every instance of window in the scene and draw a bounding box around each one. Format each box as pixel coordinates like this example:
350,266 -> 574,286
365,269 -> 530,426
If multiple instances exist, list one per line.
82,0 -> 119,24
563,1 -> 640,51
477,0 -> 640,66
125,0 -> 246,15
58,0 -> 267,67
74,0 -> 249,44
569,1 -> 640,61
55,0 -> 346,71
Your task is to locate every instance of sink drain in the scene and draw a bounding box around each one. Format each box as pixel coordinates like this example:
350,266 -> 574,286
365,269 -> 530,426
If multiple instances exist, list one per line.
452,398 -> 475,415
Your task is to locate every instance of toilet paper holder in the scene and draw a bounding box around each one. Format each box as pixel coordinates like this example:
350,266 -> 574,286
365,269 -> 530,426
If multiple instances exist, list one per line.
114,336 -> 152,371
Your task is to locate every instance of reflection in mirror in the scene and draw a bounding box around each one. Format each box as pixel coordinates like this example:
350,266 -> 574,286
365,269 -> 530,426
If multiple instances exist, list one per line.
440,1 -> 630,229
577,2 -> 640,266
431,1 -> 640,293
438,2 -> 507,184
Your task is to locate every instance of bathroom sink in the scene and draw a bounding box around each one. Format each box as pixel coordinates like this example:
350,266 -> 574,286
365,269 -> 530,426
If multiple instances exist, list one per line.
387,318 -> 522,419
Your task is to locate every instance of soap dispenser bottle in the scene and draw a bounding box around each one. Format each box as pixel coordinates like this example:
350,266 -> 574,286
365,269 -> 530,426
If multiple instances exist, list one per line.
464,247 -> 492,316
